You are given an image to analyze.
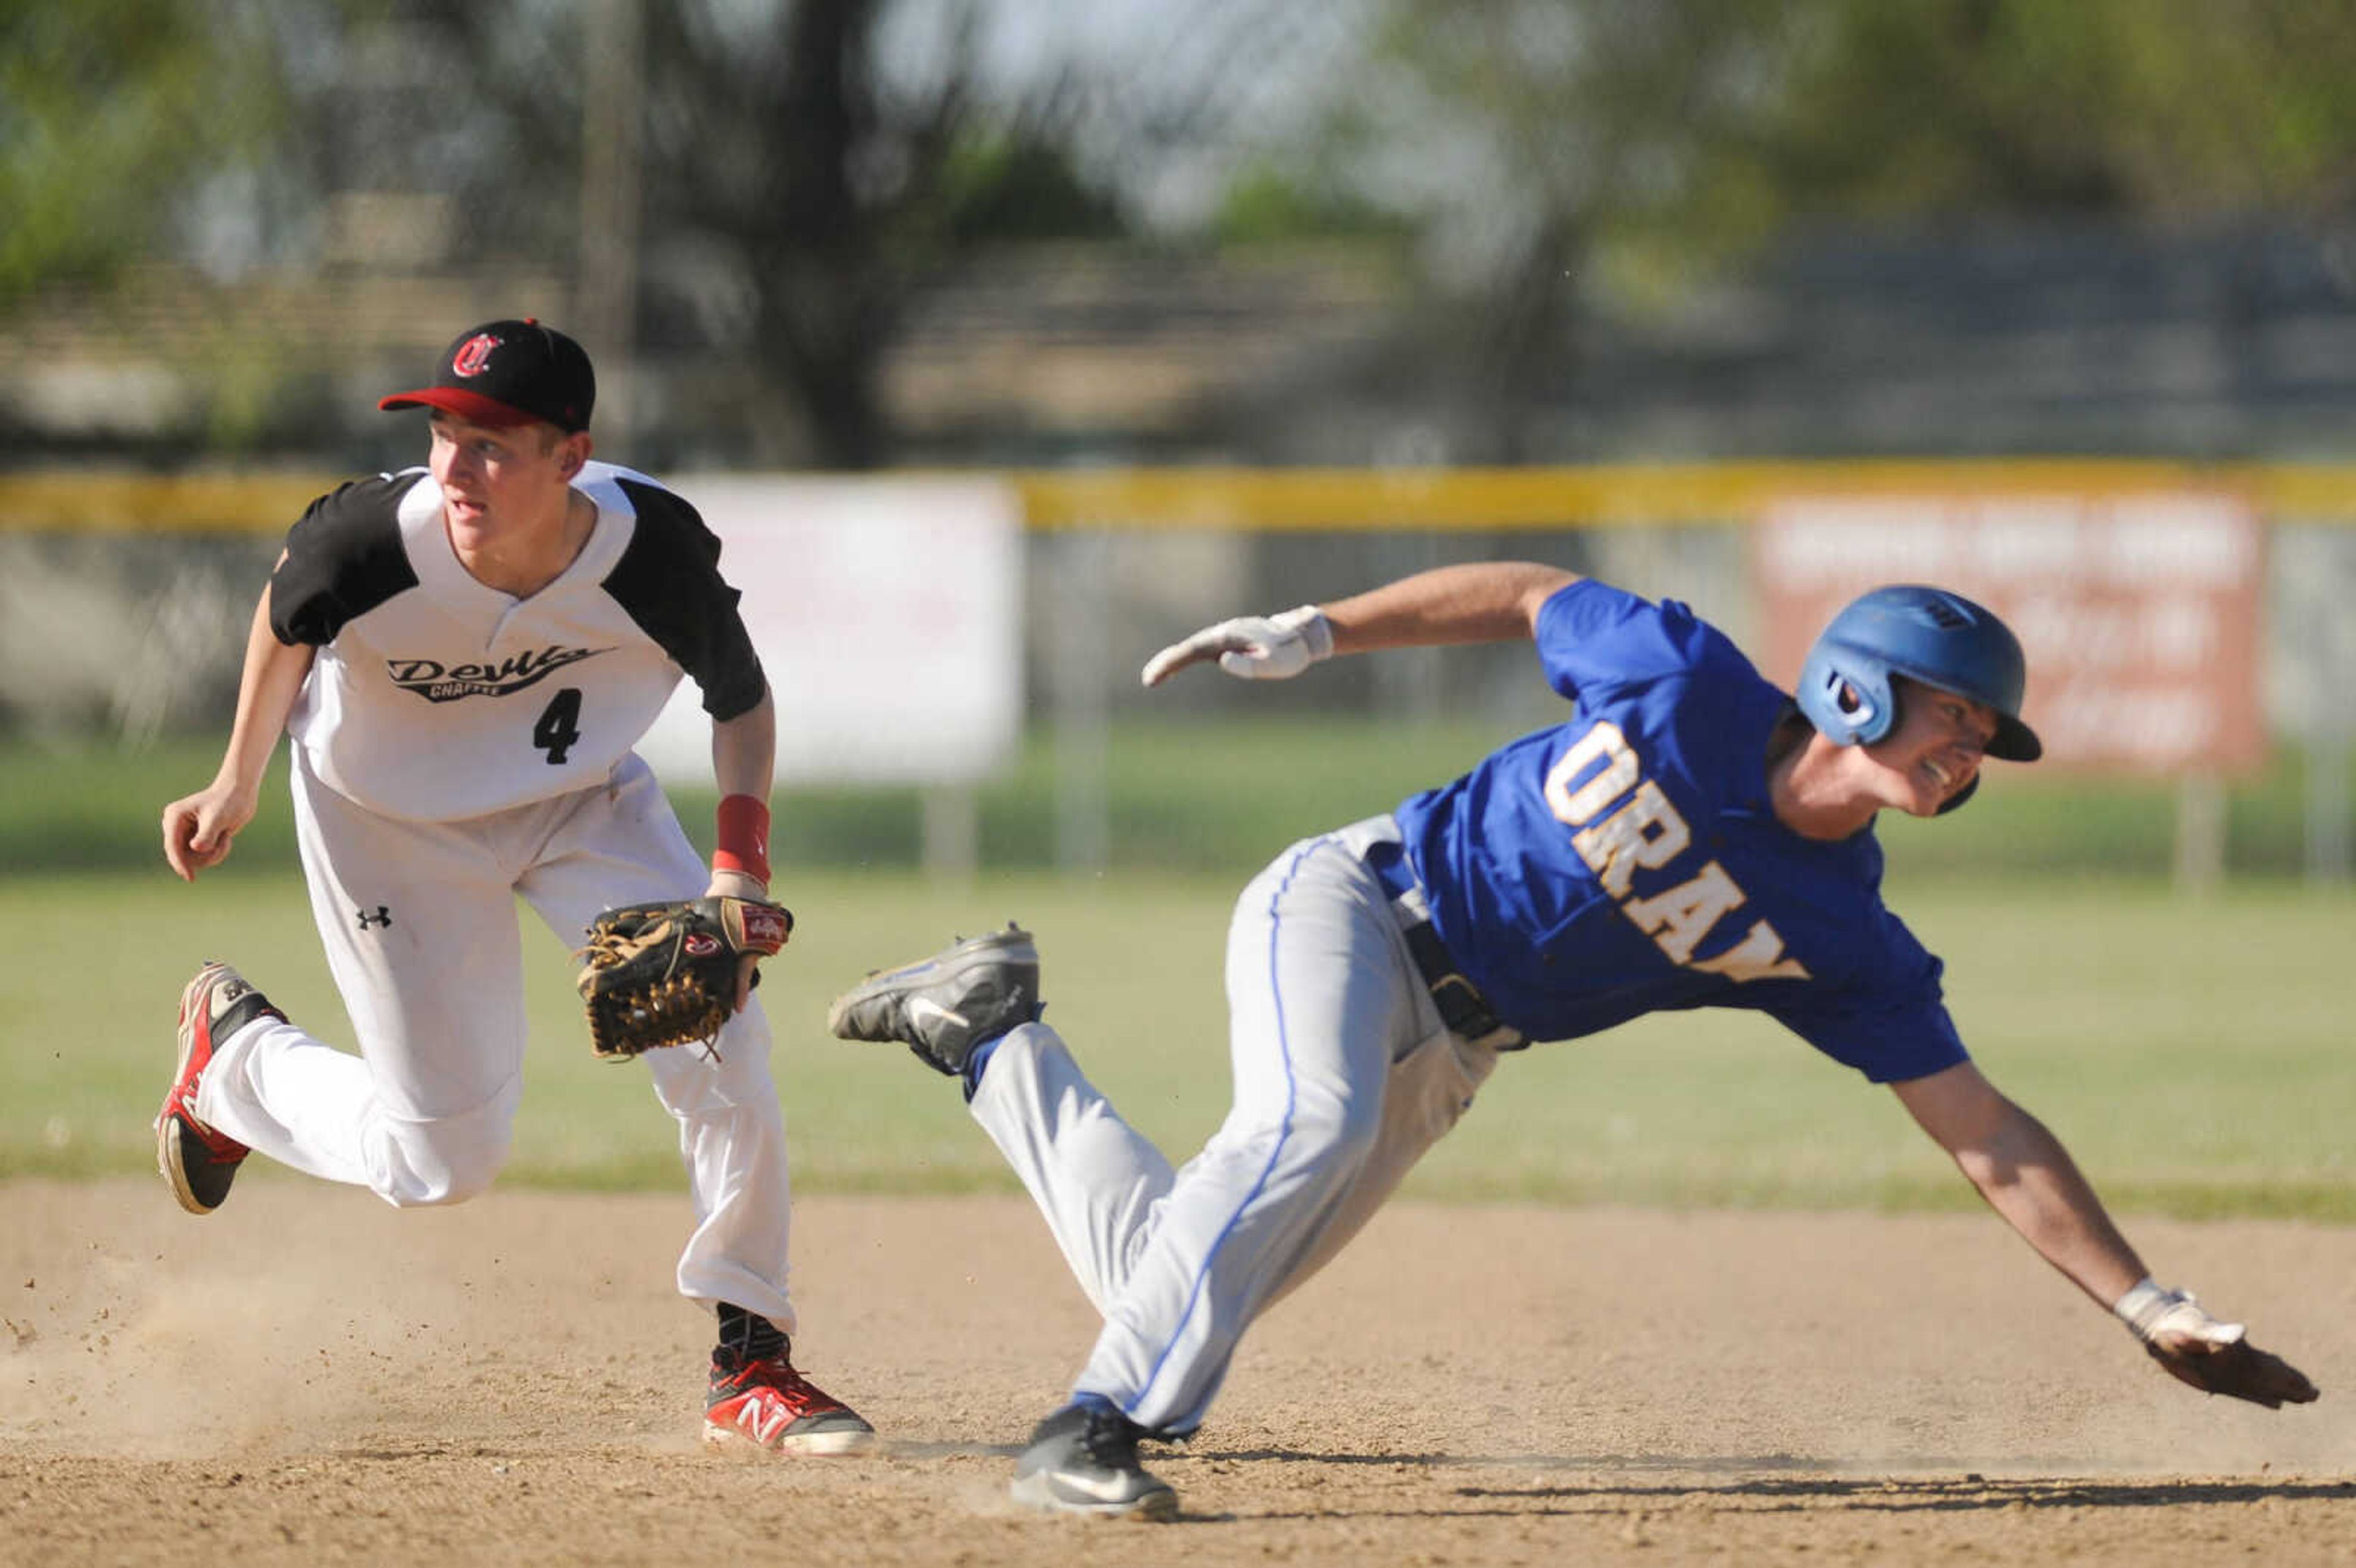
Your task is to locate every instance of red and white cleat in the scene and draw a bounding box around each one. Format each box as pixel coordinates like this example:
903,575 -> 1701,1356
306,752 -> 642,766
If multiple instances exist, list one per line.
704,1350 -> 877,1455
155,961 -> 281,1215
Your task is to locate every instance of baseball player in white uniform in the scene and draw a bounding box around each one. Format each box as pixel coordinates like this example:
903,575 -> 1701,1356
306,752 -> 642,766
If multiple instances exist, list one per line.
156,318 -> 872,1454
830,564 -> 2318,1518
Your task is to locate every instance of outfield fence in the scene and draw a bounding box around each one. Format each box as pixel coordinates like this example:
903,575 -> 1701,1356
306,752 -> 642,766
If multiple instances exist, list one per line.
4,461 -> 2355,880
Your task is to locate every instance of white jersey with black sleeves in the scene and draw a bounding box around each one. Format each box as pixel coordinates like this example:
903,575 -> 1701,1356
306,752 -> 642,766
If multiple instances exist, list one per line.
271,460 -> 764,823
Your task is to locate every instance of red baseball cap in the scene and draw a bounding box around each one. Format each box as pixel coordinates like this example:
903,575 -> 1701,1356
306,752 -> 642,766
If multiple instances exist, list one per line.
379,318 -> 596,432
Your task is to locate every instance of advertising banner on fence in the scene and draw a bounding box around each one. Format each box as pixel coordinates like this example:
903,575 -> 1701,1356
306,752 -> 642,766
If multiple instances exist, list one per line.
634,475 -> 1023,786
1755,492 -> 2266,776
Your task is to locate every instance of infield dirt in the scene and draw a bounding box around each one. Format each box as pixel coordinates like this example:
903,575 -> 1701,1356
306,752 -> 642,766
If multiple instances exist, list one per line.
3,1179 -> 2349,1566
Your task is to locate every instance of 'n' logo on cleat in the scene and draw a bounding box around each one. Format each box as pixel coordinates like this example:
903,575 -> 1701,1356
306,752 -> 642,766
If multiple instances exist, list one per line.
735,1396 -> 793,1446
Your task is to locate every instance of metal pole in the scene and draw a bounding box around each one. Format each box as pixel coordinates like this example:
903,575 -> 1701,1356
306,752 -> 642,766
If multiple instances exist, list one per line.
1050,531 -> 1113,873
922,784 -> 980,882
2304,531 -> 2355,882
2173,772 -> 2227,891
580,0 -> 643,442
2308,741 -> 2350,882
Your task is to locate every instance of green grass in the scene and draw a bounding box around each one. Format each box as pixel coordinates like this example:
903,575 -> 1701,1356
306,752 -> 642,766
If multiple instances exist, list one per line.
8,865 -> 2352,1219
10,720 -> 2355,879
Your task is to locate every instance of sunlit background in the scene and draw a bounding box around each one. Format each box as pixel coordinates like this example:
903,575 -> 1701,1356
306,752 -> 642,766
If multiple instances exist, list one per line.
7,0 -> 2356,882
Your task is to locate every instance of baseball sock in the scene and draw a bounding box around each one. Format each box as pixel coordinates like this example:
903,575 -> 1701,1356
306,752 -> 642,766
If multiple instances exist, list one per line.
960,1032 -> 1007,1102
715,1302 -> 787,1363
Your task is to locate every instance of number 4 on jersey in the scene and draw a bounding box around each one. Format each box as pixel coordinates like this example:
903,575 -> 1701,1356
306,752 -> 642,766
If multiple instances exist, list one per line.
534,687 -> 584,764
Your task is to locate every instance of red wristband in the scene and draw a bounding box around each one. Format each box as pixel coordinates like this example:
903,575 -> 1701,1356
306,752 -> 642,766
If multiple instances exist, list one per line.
713,794 -> 771,886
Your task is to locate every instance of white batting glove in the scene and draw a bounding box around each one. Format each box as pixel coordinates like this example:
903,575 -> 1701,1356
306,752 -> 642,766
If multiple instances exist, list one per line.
2114,1278 -> 2244,1351
1140,605 -> 1334,688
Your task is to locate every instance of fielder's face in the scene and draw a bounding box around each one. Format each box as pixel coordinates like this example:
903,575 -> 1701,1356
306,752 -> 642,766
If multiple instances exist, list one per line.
1862,678 -> 2000,818
426,411 -> 587,559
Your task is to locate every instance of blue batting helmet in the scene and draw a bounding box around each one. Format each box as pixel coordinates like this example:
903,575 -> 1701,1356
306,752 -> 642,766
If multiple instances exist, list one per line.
1796,585 -> 2042,804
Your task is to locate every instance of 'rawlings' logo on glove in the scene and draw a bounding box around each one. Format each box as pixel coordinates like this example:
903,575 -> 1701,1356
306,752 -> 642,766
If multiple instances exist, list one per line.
574,896 -> 792,1060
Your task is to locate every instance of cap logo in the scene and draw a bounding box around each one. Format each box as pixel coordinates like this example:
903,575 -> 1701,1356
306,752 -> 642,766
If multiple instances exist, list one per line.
450,332 -> 502,377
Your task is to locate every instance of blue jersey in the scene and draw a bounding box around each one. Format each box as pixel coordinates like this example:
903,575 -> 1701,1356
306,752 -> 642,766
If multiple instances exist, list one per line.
1390,580 -> 1966,1083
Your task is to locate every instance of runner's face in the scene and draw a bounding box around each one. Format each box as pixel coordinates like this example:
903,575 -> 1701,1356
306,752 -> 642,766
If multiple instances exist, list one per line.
1864,680 -> 2000,817
428,412 -> 573,551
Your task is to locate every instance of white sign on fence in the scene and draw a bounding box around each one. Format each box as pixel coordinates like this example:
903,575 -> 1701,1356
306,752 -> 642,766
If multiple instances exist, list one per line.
634,475 -> 1023,788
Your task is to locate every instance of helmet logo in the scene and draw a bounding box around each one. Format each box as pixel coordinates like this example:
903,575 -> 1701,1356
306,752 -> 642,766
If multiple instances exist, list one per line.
450,332 -> 502,377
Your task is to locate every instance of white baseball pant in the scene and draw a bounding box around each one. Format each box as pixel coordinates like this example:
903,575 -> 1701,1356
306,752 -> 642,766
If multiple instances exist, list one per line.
193,747 -> 801,1327
969,814 -> 1499,1437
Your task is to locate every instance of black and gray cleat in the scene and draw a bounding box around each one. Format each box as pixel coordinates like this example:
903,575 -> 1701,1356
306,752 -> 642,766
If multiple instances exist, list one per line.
1008,1400 -> 1178,1521
825,924 -> 1042,1077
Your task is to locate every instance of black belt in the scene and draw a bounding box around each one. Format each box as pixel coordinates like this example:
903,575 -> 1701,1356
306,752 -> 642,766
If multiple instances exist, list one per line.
1361,840 -> 1526,1051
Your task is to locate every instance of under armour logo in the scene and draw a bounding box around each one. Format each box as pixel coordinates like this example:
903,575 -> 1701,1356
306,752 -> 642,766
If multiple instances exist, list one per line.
356,906 -> 394,930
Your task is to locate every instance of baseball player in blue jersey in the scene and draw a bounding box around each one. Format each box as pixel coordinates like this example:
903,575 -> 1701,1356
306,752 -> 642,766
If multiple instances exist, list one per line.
831,562 -> 2317,1519
156,319 -> 872,1455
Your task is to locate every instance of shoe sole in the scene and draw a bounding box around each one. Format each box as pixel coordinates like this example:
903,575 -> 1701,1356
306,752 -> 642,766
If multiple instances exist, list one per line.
1009,1470 -> 1179,1521
701,1420 -> 880,1456
156,964 -> 233,1216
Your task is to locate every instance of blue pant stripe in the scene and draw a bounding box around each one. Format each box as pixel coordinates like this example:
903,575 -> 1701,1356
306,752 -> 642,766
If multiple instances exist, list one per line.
1127,836 -> 1328,1419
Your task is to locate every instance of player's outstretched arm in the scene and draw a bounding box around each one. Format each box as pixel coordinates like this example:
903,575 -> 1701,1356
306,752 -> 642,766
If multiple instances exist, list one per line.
162,584 -> 315,882
1141,562 -> 1579,687
1891,1059 -> 2319,1409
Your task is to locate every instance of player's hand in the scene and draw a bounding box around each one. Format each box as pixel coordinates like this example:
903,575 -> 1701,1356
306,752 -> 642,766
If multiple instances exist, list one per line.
1141,605 -> 1334,687
703,867 -> 772,1013
2120,1283 -> 2320,1409
161,780 -> 260,882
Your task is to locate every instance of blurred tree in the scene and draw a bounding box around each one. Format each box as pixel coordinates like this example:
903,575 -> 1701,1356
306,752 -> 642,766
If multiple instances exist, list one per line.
1277,0 -> 2356,458
637,0 -> 972,467
0,0 -> 286,302
266,0 -> 1169,466
1294,0 -> 1792,460
1738,0 -> 2356,223
1,1 -> 1375,464
0,1 -> 1144,463
617,0 -> 1335,463
942,136 -> 1128,243
1211,159 -> 1407,245
34,1 -> 2355,464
